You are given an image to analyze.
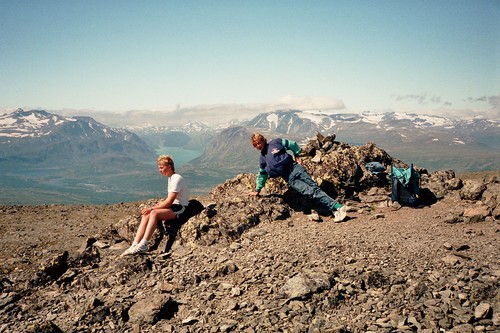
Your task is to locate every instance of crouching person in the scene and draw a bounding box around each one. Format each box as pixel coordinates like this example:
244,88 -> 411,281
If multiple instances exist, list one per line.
249,132 -> 347,222
121,155 -> 189,256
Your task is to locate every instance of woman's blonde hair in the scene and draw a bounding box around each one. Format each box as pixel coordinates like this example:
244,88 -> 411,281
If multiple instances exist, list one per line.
251,132 -> 267,146
157,155 -> 175,171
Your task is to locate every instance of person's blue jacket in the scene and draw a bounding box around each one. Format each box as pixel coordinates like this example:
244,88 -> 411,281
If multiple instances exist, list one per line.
256,138 -> 301,192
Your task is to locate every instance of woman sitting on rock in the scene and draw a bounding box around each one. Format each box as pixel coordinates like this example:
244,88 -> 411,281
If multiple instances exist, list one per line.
121,155 -> 189,255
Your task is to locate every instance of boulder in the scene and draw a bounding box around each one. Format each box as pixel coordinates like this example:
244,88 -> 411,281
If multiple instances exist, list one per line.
460,180 -> 487,201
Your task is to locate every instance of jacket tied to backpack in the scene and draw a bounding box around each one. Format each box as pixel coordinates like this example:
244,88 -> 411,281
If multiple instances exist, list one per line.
391,164 -> 421,206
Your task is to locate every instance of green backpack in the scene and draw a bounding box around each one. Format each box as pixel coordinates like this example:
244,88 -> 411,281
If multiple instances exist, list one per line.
391,164 -> 420,206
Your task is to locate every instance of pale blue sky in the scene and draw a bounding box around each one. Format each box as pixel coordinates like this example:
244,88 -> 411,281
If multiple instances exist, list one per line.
1,0 -> 499,120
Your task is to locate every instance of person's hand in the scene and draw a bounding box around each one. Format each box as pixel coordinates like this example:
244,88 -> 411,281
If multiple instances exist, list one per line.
249,191 -> 260,196
295,156 -> 302,165
141,206 -> 153,215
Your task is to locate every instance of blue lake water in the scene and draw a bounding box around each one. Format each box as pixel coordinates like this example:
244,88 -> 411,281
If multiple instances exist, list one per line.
154,146 -> 203,167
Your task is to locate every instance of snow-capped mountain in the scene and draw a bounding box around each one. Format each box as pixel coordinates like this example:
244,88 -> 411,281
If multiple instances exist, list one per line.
236,109 -> 500,172
0,109 -> 74,138
246,109 -> 500,135
0,109 -> 142,141
126,120 -> 213,134
245,109 -> 500,149
0,109 -> 155,170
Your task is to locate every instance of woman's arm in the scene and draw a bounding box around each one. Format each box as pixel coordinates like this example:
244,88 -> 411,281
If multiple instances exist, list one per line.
156,191 -> 178,209
141,192 -> 179,215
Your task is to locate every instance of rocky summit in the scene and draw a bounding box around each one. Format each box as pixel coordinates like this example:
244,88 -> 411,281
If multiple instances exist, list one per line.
0,134 -> 499,333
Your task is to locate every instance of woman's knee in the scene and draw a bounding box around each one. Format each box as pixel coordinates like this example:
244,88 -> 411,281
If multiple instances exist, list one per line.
148,210 -> 161,221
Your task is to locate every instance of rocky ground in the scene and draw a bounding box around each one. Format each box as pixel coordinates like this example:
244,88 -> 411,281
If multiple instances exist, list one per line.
0,136 -> 499,333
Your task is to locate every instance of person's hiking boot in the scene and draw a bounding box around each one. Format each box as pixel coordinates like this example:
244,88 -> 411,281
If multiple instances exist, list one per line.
333,206 -> 347,223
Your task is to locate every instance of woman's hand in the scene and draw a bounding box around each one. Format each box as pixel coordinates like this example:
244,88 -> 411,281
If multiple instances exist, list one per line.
249,191 -> 260,196
141,206 -> 154,215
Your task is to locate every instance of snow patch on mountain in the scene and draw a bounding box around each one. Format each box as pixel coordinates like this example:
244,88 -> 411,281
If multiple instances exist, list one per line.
297,111 -> 326,124
360,112 -> 386,125
0,109 -> 78,138
266,114 -> 279,128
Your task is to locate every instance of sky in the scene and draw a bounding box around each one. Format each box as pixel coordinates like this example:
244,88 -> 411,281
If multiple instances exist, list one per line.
1,0 -> 499,124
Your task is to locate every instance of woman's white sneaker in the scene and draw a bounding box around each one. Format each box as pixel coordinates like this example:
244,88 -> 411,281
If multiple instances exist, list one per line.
131,242 -> 149,254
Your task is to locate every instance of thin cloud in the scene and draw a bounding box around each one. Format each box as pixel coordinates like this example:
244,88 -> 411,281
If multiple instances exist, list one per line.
465,96 -> 488,103
465,94 -> 500,111
271,95 -> 345,111
394,93 -> 443,105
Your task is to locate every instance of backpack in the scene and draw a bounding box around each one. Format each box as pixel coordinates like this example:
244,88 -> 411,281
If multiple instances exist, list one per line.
391,164 -> 420,207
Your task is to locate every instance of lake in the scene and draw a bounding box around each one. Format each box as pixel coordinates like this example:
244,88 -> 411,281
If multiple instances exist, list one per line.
154,146 -> 203,167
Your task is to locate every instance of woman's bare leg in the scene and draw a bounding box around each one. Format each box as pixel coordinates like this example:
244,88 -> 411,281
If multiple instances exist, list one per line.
143,209 -> 176,242
133,213 -> 150,244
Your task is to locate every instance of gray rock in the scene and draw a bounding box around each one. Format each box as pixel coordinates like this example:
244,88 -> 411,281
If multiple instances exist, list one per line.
474,302 -> 491,319
128,294 -> 176,325
280,270 -> 332,300
460,180 -> 487,201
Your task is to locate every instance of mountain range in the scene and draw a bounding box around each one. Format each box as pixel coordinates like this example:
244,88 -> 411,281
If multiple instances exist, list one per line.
196,109 -> 500,173
245,109 -> 499,148
1,108 -> 499,204
0,109 -> 155,168
0,109 -> 157,204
